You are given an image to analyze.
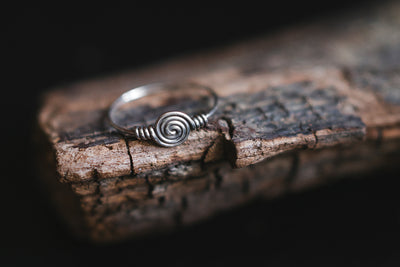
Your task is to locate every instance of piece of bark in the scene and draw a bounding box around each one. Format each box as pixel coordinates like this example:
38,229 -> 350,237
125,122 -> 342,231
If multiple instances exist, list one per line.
36,1 -> 400,242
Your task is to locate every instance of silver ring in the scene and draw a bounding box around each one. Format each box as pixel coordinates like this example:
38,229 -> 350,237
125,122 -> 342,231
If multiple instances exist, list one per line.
107,82 -> 218,147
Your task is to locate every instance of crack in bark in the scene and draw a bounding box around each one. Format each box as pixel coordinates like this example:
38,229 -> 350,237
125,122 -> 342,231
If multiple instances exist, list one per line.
200,139 -> 216,170
219,117 -> 237,166
220,116 -> 235,140
123,137 -> 135,176
89,169 -> 102,218
256,107 -> 269,121
303,95 -> 323,121
312,131 -> 319,149
274,99 -> 290,117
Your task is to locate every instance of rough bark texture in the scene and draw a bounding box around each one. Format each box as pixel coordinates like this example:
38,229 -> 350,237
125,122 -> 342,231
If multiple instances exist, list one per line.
36,1 -> 400,242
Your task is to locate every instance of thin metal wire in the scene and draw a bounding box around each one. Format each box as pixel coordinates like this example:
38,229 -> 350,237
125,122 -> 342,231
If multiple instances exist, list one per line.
107,82 -> 218,147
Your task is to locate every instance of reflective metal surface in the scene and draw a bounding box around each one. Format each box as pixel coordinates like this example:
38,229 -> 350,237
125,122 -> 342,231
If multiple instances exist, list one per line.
108,82 -> 218,147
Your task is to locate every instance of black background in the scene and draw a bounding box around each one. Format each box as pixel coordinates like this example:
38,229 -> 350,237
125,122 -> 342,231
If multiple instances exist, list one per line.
3,1 -> 400,266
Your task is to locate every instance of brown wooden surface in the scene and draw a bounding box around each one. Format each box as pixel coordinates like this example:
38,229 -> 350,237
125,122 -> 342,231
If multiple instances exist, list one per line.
36,1 -> 400,242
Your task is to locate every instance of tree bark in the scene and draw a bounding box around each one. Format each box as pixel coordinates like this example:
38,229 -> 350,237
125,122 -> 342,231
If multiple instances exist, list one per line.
36,1 -> 400,242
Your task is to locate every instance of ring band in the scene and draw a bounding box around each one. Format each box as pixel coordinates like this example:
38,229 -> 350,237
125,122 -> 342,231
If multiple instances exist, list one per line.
107,82 -> 218,147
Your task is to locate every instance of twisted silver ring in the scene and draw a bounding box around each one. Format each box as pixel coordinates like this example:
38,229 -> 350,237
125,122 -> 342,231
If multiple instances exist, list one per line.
107,82 -> 218,147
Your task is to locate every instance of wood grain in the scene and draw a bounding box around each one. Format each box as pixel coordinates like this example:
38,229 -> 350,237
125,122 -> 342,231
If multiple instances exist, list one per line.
36,1 -> 400,242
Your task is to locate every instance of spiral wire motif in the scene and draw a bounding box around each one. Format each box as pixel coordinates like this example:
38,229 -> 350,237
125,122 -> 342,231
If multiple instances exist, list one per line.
108,82 -> 217,147
131,111 -> 208,147
192,114 -> 208,130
